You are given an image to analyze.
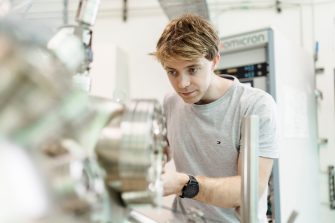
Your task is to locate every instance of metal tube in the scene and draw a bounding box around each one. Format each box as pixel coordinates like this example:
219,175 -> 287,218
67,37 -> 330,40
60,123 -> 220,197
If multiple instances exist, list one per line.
241,115 -> 259,223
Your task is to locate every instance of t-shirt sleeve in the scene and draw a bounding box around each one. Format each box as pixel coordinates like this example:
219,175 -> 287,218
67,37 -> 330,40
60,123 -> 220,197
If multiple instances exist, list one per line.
240,92 -> 279,159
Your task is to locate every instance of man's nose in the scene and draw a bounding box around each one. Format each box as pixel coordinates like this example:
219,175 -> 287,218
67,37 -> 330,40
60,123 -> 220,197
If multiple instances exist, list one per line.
177,74 -> 190,89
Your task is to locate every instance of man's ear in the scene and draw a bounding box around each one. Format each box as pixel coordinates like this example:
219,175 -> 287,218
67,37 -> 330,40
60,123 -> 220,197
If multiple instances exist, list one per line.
212,53 -> 220,70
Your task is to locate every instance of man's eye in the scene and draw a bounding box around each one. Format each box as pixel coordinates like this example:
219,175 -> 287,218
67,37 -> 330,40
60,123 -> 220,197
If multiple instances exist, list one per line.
167,70 -> 177,76
189,67 -> 198,75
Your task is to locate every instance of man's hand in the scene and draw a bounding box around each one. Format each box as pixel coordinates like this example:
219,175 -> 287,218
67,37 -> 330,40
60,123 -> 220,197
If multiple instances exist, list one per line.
161,171 -> 189,196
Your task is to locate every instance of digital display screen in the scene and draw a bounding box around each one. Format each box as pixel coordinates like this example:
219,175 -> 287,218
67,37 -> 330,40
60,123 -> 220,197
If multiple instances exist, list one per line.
215,62 -> 268,79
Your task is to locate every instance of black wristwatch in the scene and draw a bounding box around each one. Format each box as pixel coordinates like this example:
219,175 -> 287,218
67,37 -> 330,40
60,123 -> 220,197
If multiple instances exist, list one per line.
180,175 -> 199,198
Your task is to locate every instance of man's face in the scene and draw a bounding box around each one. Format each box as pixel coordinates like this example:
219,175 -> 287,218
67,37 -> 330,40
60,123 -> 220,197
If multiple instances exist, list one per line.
163,56 -> 218,104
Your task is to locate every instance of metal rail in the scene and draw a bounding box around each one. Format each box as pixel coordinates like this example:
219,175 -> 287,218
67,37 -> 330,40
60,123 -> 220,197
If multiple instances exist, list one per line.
241,115 -> 259,223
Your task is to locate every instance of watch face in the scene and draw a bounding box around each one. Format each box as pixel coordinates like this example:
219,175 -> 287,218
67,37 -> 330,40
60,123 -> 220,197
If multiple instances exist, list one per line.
181,176 -> 199,198
183,182 -> 199,198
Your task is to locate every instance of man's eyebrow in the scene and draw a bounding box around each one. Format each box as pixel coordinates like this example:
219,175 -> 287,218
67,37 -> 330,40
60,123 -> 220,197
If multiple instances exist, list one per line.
164,63 -> 201,70
164,66 -> 175,70
186,64 -> 201,68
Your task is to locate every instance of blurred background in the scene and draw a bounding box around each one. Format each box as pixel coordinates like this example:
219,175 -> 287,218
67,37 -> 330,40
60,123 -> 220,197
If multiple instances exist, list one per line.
0,0 -> 334,223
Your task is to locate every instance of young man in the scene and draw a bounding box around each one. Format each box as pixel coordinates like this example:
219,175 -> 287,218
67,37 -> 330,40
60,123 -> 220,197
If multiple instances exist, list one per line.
153,14 -> 278,222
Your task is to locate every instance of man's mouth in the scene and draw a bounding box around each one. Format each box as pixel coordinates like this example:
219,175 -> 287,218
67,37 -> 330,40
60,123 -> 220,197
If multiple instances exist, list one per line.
180,91 -> 195,97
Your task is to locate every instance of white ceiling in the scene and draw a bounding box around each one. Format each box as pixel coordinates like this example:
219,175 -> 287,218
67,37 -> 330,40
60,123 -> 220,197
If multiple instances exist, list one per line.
18,0 -> 315,19
8,0 -> 320,29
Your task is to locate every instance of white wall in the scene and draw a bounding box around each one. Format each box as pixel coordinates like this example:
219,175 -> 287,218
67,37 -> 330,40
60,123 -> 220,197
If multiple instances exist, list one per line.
313,3 -> 335,221
92,15 -> 173,103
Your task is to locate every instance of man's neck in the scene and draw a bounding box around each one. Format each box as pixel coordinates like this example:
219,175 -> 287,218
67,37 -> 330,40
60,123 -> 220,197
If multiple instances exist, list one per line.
196,75 -> 234,105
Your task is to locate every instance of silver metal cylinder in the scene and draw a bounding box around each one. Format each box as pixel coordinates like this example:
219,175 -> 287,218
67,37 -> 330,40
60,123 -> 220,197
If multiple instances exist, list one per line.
95,98 -> 167,208
241,115 -> 259,223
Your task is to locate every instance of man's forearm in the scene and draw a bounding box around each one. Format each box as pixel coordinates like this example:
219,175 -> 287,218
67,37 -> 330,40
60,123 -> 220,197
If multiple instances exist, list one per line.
165,158 -> 273,208
194,175 -> 241,208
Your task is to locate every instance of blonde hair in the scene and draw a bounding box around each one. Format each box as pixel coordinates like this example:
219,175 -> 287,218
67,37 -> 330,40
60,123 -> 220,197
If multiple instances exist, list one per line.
153,14 -> 220,64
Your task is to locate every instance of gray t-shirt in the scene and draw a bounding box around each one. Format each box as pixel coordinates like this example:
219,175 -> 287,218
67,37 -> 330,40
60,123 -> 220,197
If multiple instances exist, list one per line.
163,76 -> 279,223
